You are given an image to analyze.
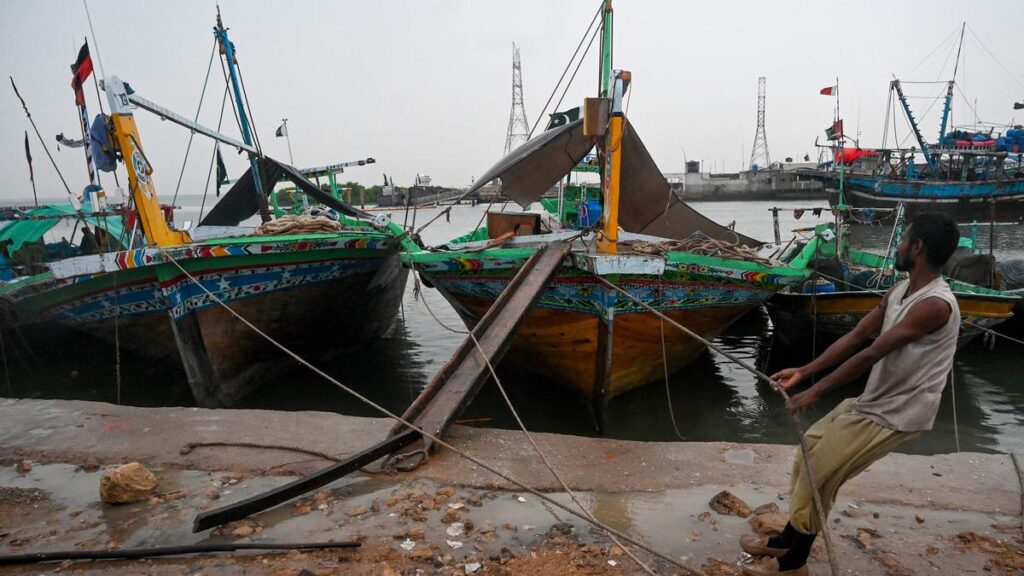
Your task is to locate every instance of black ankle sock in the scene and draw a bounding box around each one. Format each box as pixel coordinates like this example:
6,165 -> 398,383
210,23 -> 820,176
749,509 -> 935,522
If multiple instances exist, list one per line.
777,530 -> 816,571
767,522 -> 798,549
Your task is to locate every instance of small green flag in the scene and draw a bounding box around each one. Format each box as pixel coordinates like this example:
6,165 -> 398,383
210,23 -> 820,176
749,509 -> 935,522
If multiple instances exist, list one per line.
1014,102 -> 1024,110
546,107 -> 581,130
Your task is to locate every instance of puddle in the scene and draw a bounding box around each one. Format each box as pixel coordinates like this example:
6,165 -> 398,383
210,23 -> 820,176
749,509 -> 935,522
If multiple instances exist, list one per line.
723,449 -> 756,464
2,463 -> 1018,574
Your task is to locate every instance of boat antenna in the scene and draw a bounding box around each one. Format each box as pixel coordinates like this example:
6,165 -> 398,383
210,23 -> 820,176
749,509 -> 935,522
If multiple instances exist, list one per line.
82,0 -> 107,80
9,77 -> 77,200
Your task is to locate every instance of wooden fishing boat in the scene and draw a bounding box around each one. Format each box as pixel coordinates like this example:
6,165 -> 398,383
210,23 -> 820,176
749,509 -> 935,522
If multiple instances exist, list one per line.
764,224 -> 1018,351
0,14 -> 410,407
404,2 -> 808,427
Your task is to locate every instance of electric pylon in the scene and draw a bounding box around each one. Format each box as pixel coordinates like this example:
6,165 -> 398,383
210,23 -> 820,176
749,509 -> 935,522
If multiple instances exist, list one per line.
504,43 -> 530,156
749,76 -> 771,170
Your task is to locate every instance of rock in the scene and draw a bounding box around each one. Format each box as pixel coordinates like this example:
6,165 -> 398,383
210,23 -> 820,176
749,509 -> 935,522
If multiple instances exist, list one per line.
441,508 -> 461,524
82,458 -> 101,472
407,527 -> 425,540
842,505 -> 871,519
608,546 -> 625,557
467,494 -> 483,507
437,486 -> 456,498
295,505 -> 312,516
708,490 -> 751,517
752,502 -> 780,515
696,511 -> 711,522
231,525 -> 255,538
15,460 -> 31,473
99,462 -> 158,504
207,490 -> 221,500
346,506 -> 368,517
915,514 -> 925,524
748,512 -> 787,535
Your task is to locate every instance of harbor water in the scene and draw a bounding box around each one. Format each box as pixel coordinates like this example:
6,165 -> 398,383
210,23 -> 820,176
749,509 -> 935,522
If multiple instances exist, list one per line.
4,198 -> 1023,456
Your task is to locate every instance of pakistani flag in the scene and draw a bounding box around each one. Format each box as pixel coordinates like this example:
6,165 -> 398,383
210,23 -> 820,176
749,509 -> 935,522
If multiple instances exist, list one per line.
546,107 -> 581,131
1015,102 -> 1024,110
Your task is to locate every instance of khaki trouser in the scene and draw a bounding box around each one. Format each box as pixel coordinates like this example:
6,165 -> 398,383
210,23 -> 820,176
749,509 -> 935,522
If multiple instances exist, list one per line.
789,398 -> 919,534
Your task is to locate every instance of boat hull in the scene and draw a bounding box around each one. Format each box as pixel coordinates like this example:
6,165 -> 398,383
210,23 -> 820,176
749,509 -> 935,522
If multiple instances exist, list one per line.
0,234 -> 408,406
826,176 -> 1024,223
765,290 -> 1015,351
415,250 -> 799,421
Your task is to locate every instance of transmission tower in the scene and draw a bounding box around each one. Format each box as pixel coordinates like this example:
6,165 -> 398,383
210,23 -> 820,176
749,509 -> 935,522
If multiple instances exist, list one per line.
504,43 -> 530,156
749,76 -> 771,170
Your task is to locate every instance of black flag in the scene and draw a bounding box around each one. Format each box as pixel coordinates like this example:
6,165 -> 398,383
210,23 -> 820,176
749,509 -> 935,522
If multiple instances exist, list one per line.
216,146 -> 228,196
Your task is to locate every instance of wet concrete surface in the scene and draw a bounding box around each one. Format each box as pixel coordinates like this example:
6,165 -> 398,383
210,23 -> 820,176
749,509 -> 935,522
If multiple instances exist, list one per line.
1,398 -> 1022,575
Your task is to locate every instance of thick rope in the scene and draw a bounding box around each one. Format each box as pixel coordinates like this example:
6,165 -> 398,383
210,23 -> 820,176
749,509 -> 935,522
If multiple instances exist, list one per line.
466,329 -> 659,575
160,253 -> 691,573
254,215 -> 342,236
590,274 -> 840,576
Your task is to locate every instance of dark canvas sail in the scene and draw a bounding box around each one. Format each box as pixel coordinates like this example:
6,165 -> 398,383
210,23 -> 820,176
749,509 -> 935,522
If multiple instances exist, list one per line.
200,157 -> 371,226
618,126 -> 759,246
462,117 -> 760,246
463,119 -> 594,207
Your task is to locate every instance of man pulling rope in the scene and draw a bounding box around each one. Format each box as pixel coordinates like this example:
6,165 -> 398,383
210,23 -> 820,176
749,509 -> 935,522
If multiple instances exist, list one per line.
739,212 -> 962,576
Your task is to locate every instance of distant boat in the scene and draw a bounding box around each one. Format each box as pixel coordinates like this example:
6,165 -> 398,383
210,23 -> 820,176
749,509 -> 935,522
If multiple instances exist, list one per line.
0,12 -> 410,407
810,26 -> 1024,223
404,2 -> 809,428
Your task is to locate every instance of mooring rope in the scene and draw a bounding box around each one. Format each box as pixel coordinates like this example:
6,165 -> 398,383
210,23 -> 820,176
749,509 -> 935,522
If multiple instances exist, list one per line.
590,274 -> 841,576
161,253 -> 691,573
659,319 -> 687,441
410,266 -> 660,574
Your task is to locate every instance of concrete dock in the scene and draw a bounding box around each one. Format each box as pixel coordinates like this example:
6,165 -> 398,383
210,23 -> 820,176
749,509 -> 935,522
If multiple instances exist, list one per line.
1,398 -> 1022,574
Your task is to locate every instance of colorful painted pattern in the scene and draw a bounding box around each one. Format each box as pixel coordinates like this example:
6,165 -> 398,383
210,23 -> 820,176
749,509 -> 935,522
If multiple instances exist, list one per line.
431,270 -> 773,317
46,258 -> 383,323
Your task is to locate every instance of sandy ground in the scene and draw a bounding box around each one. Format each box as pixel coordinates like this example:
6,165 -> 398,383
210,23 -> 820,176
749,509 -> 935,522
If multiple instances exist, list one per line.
1,398 -> 1022,575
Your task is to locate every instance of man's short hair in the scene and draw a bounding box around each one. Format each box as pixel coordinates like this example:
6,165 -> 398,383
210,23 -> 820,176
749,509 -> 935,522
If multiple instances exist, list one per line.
905,212 -> 960,268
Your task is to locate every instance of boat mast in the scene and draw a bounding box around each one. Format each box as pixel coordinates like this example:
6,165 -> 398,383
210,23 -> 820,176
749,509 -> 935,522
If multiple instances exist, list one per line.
598,0 -> 613,97
103,77 -> 191,247
597,1 -> 626,255
892,79 -> 938,175
214,9 -> 272,223
938,23 -> 965,144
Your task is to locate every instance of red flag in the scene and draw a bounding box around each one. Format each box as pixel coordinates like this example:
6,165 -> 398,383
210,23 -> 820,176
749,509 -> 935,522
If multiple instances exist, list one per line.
70,41 -> 93,106
820,85 -> 836,96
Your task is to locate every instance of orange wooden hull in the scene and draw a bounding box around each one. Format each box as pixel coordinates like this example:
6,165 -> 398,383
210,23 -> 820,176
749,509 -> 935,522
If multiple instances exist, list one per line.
454,295 -> 754,403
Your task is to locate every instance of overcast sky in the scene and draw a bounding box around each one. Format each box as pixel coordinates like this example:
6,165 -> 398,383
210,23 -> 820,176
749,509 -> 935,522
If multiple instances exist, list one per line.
2,0 -> 1022,201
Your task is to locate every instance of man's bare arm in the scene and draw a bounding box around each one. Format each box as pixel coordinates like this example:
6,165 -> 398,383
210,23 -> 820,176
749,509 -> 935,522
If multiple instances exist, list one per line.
785,296 -> 952,412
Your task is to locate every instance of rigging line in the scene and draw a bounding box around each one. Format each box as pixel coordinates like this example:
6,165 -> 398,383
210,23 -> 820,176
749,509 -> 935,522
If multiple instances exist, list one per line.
173,39 -> 219,207
234,60 -> 264,154
589,273 -> 841,576
467,327 -> 658,576
81,0 -> 107,79
160,253 -> 688,572
527,1 -> 603,139
660,319 -> 687,441
965,25 -> 1024,91
218,52 -> 247,149
549,23 -> 602,133
904,25 -> 962,80
198,86 -> 230,223
9,77 -> 82,219
112,270 -> 121,404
